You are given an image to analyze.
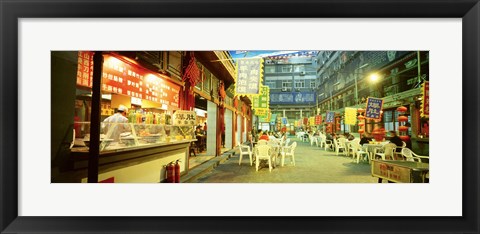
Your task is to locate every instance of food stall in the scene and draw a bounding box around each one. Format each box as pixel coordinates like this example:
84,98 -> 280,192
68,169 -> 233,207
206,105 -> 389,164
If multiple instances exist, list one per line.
57,51 -> 197,183
69,121 -> 195,183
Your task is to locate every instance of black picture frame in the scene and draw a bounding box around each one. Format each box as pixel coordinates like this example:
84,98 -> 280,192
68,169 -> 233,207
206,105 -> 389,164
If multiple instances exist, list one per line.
1,0 -> 479,233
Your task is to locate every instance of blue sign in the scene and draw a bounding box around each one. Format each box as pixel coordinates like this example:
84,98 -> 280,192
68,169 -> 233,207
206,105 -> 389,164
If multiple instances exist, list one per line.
365,97 -> 384,119
282,117 -> 288,125
270,92 -> 316,104
326,111 -> 335,123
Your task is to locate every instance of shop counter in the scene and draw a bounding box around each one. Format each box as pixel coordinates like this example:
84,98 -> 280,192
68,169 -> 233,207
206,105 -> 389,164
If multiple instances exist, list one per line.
63,139 -> 196,183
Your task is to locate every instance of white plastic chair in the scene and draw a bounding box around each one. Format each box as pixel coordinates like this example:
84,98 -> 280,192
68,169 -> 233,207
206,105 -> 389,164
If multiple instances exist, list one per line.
310,135 -> 318,146
281,142 -> 297,166
334,138 -> 347,156
319,135 -> 332,151
237,141 -> 253,166
255,144 -> 273,172
401,148 -> 429,162
375,143 -> 396,160
351,142 -> 369,164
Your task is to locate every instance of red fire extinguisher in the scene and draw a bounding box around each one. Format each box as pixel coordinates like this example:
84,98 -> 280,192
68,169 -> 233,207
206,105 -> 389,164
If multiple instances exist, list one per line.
166,162 -> 175,183
174,160 -> 181,183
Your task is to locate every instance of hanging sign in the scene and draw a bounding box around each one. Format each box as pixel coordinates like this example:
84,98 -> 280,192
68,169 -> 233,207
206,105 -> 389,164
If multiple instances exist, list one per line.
303,117 -> 308,125
326,111 -> 335,123
344,107 -> 357,125
421,81 -> 429,118
76,51 -> 94,87
252,86 -> 270,110
365,97 -> 384,119
258,111 -> 271,123
282,117 -> 288,125
172,110 -> 196,126
315,115 -> 322,125
309,117 -> 315,126
255,108 -> 268,117
235,58 -> 264,96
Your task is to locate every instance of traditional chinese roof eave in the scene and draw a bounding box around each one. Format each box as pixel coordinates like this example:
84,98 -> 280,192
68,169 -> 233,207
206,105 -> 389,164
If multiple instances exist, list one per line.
195,51 -> 235,87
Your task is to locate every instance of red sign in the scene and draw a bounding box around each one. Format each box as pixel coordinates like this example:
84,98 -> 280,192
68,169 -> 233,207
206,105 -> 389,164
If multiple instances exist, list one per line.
76,51 -> 94,87
422,81 -> 429,117
303,117 -> 308,125
76,52 -> 180,108
315,115 -> 322,125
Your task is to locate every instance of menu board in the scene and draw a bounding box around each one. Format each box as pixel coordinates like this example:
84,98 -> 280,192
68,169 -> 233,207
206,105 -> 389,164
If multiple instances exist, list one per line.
365,97 -> 384,119
235,58 -> 263,95
76,52 -> 180,108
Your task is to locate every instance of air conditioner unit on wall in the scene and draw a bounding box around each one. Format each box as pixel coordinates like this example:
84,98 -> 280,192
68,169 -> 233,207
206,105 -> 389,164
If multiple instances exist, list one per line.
300,71 -> 306,75
282,87 -> 288,92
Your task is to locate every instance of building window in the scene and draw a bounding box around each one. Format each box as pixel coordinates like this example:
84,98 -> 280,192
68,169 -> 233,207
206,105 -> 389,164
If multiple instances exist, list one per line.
295,81 -> 305,88
294,65 -> 305,72
265,65 -> 276,73
310,81 -> 316,88
281,65 -> 292,73
282,81 -> 292,88
265,81 -> 276,89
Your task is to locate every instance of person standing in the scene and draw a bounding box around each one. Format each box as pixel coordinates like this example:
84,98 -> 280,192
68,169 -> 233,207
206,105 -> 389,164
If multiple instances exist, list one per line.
103,105 -> 129,141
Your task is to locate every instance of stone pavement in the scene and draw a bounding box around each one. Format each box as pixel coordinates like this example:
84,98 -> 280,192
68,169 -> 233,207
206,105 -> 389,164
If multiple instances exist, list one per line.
190,138 -> 378,183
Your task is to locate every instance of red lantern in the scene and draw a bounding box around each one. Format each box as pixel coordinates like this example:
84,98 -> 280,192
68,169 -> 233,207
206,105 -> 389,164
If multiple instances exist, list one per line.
398,126 -> 409,131
397,106 -> 408,113
358,129 -> 365,134
358,122 -> 365,126
357,115 -> 365,120
357,108 -> 365,113
398,116 -> 408,122
399,135 -> 410,141
374,118 -> 381,123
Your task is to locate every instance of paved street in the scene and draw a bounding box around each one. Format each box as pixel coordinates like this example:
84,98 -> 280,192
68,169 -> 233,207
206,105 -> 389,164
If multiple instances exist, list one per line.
193,138 -> 378,183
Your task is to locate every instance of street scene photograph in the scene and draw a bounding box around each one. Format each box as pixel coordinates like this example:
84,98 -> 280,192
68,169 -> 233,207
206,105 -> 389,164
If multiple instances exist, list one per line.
52,50 -> 429,183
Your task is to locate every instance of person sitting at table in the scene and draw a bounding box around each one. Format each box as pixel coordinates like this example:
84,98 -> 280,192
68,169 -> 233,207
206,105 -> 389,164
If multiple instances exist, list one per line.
359,133 -> 372,145
345,132 -> 355,141
259,131 -> 270,141
388,131 -> 403,152
255,129 -> 263,142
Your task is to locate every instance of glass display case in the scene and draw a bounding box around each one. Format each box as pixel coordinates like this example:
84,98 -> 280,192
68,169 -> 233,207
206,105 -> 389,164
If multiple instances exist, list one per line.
72,122 -> 195,152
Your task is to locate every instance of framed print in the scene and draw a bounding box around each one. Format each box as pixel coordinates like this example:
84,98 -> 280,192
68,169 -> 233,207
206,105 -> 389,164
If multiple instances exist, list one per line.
1,0 -> 479,233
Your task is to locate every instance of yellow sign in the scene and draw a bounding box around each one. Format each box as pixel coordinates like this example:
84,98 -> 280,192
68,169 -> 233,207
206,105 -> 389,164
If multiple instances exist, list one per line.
344,107 -> 357,125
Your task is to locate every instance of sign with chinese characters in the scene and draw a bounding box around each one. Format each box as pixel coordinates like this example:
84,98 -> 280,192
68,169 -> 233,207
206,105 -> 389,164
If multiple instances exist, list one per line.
235,58 -> 263,95
325,111 -> 335,123
282,117 -> 288,125
270,92 -> 315,104
255,108 -> 268,117
76,51 -> 94,87
303,118 -> 308,125
258,111 -> 271,123
252,86 -> 269,110
172,110 -> 196,126
76,52 -> 180,109
315,115 -> 322,125
365,97 -> 384,119
344,107 -> 357,125
421,81 -> 429,118
309,117 -> 315,126
269,114 -> 278,125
